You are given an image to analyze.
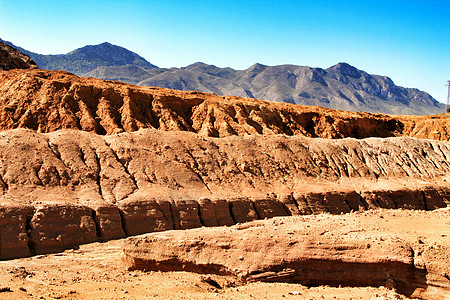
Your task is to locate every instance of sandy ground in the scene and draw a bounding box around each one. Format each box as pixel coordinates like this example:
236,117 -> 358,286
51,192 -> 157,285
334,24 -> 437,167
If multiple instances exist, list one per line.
1,208 -> 449,300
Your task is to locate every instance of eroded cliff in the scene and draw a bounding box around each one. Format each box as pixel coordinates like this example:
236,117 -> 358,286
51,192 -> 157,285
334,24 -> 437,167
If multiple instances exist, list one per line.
0,69 -> 449,140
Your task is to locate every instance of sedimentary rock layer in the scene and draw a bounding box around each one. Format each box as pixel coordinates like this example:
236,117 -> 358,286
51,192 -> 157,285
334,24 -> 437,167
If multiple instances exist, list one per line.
0,69 -> 449,140
1,128 -> 449,204
0,128 -> 449,260
123,209 -> 450,300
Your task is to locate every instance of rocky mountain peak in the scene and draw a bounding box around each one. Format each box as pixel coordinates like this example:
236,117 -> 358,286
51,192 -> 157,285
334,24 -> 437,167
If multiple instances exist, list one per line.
66,42 -> 158,69
3,40 -> 158,75
329,62 -> 361,78
247,63 -> 268,73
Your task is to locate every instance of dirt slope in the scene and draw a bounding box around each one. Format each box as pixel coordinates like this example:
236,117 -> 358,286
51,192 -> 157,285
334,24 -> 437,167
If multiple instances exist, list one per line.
0,41 -> 38,71
1,128 -> 450,204
0,69 -> 449,140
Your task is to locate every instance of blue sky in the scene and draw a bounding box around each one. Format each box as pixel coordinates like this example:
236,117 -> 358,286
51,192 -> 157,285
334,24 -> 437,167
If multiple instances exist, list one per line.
0,0 -> 449,103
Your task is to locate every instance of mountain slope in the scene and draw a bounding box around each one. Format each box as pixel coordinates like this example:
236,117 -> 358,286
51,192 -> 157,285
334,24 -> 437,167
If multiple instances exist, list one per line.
1,39 -> 157,75
0,40 -> 38,70
87,61 -> 444,115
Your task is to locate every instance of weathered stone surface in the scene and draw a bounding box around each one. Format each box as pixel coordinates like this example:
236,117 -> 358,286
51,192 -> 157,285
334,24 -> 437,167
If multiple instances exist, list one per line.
0,204 -> 34,260
360,190 -> 396,209
422,187 -> 448,210
123,209 -> 450,299
0,127 -> 448,259
171,200 -> 202,230
117,198 -> 173,236
252,196 -> 289,219
29,203 -> 98,254
278,194 -> 301,216
228,197 -> 259,223
389,189 -> 425,210
197,198 -> 234,227
90,204 -> 125,241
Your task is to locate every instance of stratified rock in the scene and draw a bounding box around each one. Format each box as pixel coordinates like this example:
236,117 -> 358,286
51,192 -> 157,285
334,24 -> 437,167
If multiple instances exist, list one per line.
171,200 -> 202,230
197,198 -> 234,227
0,69 -> 449,140
117,198 -> 173,236
0,128 -> 448,259
228,197 -> 259,223
123,209 -> 450,299
0,204 -> 34,259
252,196 -> 290,219
90,203 -> 125,241
29,203 -> 98,254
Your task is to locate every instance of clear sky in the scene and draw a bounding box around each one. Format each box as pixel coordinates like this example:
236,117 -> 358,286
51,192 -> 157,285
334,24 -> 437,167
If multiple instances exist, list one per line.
0,0 -> 449,103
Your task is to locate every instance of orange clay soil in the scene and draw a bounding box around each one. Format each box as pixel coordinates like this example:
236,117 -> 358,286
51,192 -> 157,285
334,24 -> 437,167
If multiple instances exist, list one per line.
0,69 -> 449,140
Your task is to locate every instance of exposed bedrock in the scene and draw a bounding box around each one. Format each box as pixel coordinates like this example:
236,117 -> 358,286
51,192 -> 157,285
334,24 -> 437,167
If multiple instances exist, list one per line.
0,128 -> 449,202
29,203 -> 98,255
0,204 -> 34,259
0,128 -> 449,260
1,186 -> 449,261
123,211 -> 450,300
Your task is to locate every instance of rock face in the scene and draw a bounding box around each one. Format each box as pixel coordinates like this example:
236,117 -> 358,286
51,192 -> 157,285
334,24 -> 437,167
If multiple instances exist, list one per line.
0,41 -> 38,71
0,127 -> 449,260
0,69 -> 449,140
0,204 -> 34,259
123,209 -> 450,300
29,203 -> 98,254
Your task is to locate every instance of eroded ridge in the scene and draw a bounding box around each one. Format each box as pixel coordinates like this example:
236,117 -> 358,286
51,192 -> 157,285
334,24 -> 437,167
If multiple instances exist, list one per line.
0,69 -> 449,140
0,128 -> 449,260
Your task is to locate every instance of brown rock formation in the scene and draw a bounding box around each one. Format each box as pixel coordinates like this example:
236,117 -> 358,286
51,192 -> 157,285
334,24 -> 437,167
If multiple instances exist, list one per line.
123,209 -> 450,299
0,204 -> 34,259
0,69 -> 449,140
0,128 -> 449,205
29,203 -> 98,255
0,128 -> 449,260
0,68 -> 449,264
0,41 -> 38,71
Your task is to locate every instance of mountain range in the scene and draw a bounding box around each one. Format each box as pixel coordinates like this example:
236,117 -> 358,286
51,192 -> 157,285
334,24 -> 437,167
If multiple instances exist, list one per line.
1,39 -> 445,115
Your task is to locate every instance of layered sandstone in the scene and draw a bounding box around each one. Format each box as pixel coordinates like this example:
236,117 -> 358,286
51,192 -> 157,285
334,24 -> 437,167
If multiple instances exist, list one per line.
0,128 -> 449,260
0,69 -> 449,140
123,209 -> 450,300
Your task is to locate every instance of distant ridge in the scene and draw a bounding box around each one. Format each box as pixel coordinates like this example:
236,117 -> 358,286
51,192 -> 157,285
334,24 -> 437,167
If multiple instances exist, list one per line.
0,39 -> 157,74
87,61 -> 444,115
2,39 -> 445,115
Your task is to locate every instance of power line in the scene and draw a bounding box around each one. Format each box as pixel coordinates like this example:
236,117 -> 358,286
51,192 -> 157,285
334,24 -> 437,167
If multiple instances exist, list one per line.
446,81 -> 450,113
